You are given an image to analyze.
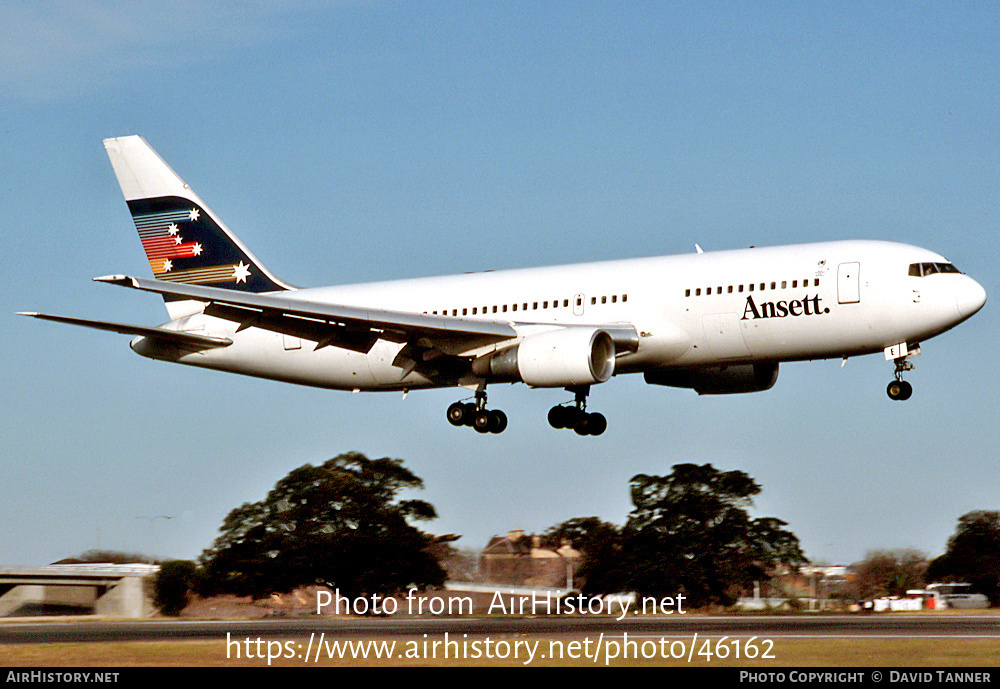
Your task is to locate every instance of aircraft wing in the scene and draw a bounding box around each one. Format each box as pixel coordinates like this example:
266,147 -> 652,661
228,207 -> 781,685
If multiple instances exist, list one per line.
93,275 -> 519,356
16,312 -> 233,349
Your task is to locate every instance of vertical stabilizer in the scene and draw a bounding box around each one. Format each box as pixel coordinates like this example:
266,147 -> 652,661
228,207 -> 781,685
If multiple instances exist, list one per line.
103,136 -> 292,314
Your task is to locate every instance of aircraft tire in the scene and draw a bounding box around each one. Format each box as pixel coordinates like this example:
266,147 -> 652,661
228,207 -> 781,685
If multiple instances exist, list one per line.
548,405 -> 570,429
587,412 -> 607,436
898,380 -> 913,401
490,410 -> 508,434
474,411 -> 493,433
447,402 -> 467,426
887,381 -> 913,401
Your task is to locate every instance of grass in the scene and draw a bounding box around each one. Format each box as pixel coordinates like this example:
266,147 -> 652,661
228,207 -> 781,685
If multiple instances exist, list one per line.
3,635 -> 999,667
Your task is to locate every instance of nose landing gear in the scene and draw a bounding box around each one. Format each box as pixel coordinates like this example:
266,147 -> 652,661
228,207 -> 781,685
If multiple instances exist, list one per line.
886,378 -> 913,401
886,350 -> 916,401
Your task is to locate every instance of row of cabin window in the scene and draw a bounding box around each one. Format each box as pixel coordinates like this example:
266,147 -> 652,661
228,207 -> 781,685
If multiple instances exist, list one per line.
685,278 -> 821,298
428,294 -> 628,317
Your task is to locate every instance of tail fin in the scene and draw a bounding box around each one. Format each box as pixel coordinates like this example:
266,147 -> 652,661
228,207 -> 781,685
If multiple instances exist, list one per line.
103,136 -> 293,297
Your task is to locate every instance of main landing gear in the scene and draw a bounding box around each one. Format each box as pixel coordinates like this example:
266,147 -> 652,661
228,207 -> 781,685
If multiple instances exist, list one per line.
447,390 -> 508,434
548,386 -> 607,436
886,356 -> 914,401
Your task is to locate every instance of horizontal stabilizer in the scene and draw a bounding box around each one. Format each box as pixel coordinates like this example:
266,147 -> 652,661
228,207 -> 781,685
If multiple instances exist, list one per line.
17,312 -> 232,348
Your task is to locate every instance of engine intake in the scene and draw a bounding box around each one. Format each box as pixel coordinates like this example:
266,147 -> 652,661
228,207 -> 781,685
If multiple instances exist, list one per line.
477,328 -> 616,387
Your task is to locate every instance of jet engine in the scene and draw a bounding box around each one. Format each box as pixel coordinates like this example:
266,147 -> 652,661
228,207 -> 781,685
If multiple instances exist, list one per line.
644,362 -> 778,394
475,328 -> 616,387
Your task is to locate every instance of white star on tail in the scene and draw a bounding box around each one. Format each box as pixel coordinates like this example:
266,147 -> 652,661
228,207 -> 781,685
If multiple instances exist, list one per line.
232,261 -> 251,283
192,243 -> 203,256
189,208 -> 200,222
167,223 -> 179,235
162,259 -> 172,272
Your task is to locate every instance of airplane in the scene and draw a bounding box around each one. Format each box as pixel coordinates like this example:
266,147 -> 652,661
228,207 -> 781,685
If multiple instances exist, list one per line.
20,136 -> 987,436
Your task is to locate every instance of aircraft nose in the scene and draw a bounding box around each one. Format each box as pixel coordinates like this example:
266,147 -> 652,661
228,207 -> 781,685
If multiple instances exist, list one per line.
957,277 -> 987,318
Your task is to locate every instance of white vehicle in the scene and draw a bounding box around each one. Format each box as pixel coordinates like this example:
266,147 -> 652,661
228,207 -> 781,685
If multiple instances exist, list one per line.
20,136 -> 987,435
924,583 -> 990,609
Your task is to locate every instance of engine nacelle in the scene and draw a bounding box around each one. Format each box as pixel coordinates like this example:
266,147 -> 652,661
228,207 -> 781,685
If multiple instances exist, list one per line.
478,328 -> 616,387
644,362 -> 778,395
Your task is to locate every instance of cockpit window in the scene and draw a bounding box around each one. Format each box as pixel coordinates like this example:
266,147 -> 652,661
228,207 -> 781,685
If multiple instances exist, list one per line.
908,262 -> 962,277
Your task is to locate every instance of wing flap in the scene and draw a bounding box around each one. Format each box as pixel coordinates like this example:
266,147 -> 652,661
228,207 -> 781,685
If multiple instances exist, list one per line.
94,275 -> 518,355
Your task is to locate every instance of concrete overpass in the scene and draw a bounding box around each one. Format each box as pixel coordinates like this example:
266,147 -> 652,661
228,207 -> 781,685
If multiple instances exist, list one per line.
0,564 -> 158,618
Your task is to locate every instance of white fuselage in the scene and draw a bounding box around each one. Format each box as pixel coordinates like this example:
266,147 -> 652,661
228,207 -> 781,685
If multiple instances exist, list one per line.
143,239 -> 985,393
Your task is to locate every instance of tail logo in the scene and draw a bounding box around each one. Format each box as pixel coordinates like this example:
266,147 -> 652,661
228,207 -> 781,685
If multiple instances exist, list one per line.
126,197 -> 279,291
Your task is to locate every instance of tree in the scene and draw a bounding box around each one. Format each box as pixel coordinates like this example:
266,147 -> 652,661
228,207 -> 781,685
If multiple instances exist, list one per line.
543,517 -> 627,594
199,452 -> 448,599
619,464 -> 806,607
848,550 -> 927,601
154,560 -> 199,616
926,510 -> 1000,606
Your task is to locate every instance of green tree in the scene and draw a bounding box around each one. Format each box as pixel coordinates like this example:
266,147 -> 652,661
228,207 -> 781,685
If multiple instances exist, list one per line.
848,550 -> 927,601
927,510 -> 1000,606
199,452 -> 448,599
154,560 -> 199,616
620,463 -> 806,607
543,517 -> 627,594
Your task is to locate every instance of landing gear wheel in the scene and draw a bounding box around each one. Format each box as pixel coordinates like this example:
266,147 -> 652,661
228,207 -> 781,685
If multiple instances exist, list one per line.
473,411 -> 493,433
548,405 -> 571,429
461,402 -> 477,426
447,391 -> 507,433
552,386 -> 609,436
887,380 -> 913,401
489,410 -> 508,434
447,402 -> 467,426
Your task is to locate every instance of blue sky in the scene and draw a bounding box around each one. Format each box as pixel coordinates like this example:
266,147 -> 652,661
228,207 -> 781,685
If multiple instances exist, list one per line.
3,2 -> 997,568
